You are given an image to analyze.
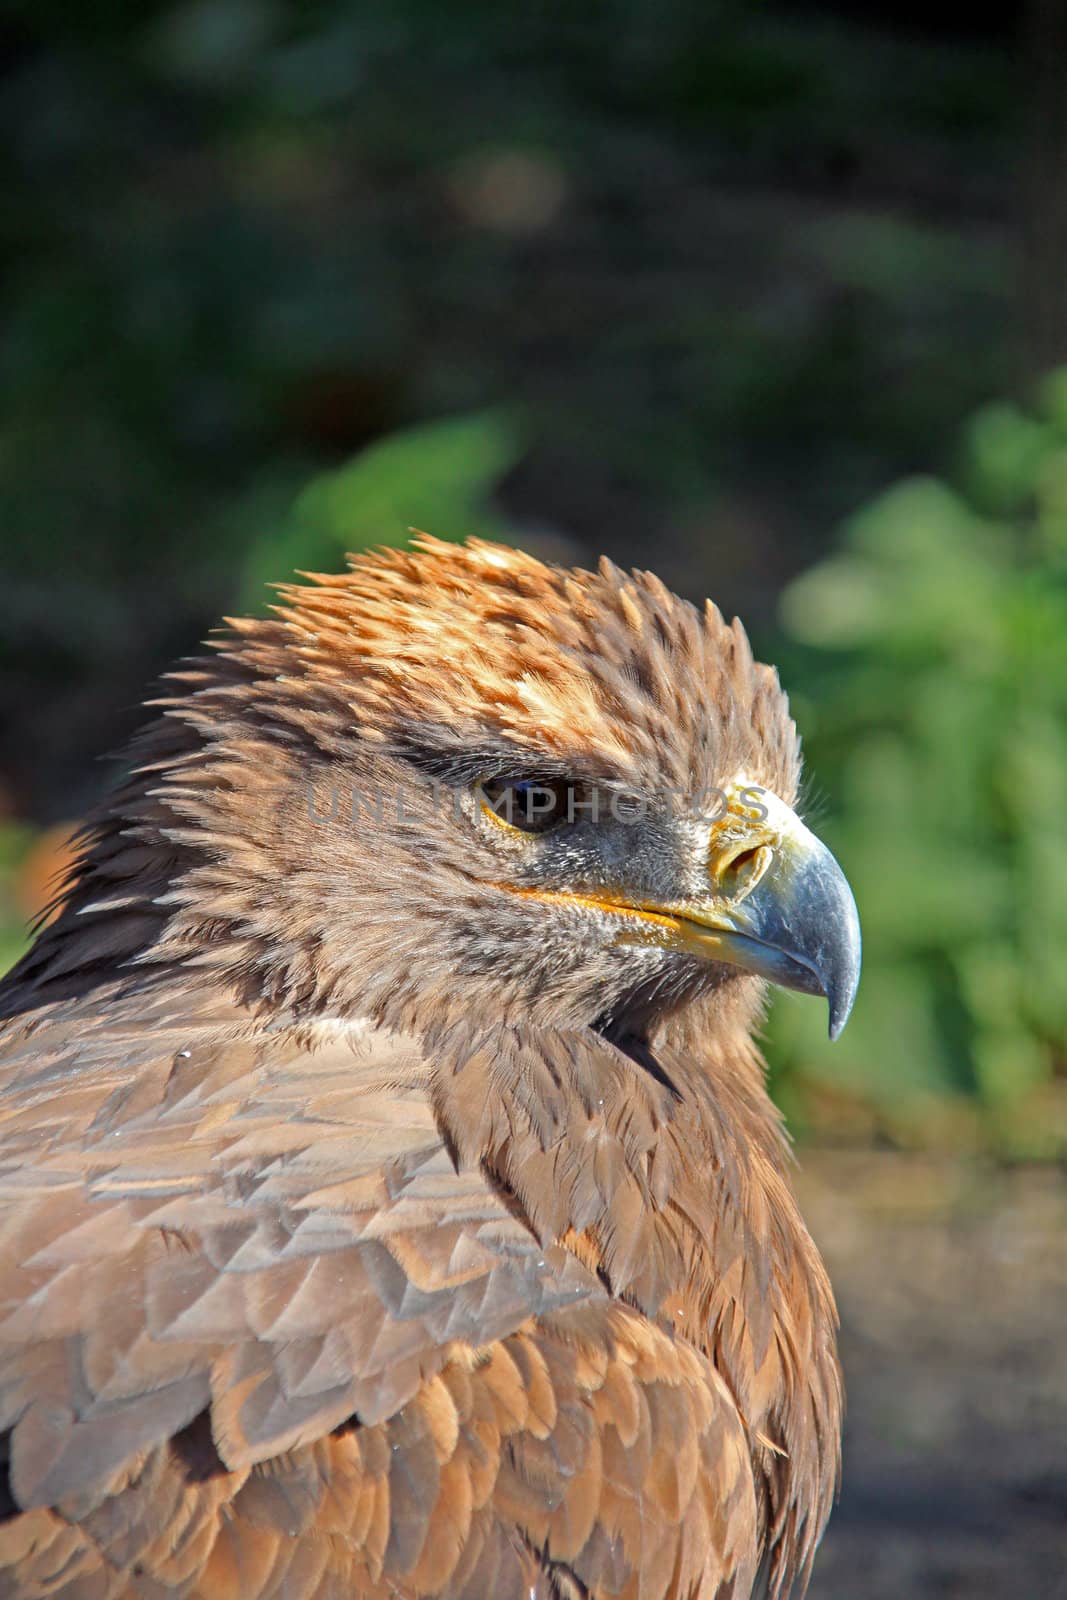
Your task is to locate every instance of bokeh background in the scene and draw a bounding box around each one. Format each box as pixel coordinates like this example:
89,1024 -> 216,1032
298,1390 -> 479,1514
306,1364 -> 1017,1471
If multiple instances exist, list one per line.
2,2 -> 1065,1594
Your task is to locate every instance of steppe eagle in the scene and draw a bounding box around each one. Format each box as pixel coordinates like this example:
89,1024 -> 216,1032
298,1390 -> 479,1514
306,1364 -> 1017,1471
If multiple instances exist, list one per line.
0,538 -> 860,1600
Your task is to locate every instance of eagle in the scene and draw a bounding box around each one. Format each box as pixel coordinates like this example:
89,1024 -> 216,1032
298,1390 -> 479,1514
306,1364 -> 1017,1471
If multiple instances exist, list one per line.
0,537 -> 860,1600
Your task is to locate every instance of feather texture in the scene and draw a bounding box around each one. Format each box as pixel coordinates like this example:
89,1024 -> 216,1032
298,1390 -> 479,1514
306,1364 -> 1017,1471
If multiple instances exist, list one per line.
0,539 -> 842,1598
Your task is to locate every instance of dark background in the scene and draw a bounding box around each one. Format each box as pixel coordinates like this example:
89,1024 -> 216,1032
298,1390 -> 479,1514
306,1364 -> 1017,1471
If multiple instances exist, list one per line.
2,3 -> 1066,1594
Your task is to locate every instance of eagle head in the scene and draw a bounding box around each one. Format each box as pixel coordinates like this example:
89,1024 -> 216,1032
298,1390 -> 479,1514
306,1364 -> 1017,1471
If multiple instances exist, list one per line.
50,536 -> 860,1050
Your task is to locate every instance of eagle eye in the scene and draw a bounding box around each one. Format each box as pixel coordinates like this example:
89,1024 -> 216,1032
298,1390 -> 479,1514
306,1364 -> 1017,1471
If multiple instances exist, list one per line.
479,776 -> 593,835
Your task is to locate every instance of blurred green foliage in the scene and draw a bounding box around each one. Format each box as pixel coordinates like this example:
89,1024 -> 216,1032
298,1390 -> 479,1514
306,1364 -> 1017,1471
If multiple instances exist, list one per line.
767,379 -> 1067,1155
0,824 -> 40,978
234,410 -> 521,609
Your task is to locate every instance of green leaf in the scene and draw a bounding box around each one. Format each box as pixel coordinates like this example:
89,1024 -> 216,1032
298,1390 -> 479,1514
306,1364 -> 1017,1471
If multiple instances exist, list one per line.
964,400 -> 1052,515
772,373 -> 1067,1146
236,410 -> 522,611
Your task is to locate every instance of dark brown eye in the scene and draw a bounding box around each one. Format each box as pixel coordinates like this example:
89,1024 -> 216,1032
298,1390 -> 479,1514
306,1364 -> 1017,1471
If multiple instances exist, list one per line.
479,777 -> 592,835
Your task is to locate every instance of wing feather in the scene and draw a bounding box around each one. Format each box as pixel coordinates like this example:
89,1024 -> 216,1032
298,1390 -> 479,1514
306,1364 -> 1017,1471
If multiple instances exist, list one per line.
0,1006 -> 593,1507
0,1000 -> 759,1597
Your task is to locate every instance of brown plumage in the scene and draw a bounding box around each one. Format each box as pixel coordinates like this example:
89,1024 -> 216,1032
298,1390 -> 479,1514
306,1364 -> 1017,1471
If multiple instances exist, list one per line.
0,537 -> 860,1600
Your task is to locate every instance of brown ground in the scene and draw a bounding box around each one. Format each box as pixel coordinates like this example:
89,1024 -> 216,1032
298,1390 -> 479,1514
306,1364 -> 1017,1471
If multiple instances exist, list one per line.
796,1152 -> 1067,1599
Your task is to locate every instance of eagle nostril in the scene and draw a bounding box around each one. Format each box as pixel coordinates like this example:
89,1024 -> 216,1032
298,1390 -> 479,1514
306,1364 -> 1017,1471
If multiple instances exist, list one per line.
717,843 -> 773,902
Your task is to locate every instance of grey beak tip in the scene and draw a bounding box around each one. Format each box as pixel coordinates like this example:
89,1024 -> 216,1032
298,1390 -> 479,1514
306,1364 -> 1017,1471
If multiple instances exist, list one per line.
825,938 -> 861,1042
810,856 -> 861,1043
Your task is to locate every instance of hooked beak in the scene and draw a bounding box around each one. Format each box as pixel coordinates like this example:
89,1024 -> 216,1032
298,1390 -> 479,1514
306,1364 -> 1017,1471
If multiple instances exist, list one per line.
616,791 -> 862,1039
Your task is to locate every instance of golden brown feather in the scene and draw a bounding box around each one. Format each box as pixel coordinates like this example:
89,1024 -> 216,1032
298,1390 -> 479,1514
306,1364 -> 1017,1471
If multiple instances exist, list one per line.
0,537 -> 858,1599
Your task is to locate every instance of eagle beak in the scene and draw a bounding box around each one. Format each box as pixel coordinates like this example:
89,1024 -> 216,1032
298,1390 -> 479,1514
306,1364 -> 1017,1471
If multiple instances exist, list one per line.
499,789 -> 861,1038
668,794 -> 862,1039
